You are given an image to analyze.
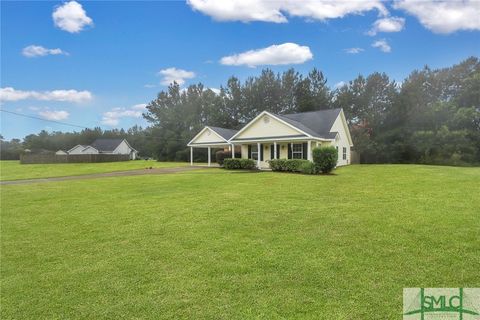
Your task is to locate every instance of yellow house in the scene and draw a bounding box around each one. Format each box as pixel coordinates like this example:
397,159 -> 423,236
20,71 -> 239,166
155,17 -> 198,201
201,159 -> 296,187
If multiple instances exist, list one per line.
188,108 -> 353,169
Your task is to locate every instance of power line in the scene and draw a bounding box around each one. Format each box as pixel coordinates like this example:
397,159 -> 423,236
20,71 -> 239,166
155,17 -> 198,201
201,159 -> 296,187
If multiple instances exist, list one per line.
1,109 -> 89,129
0,109 -> 189,142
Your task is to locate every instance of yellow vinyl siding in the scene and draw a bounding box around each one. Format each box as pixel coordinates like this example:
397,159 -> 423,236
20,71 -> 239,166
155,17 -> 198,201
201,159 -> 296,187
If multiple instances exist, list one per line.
192,128 -> 225,144
235,114 -> 302,139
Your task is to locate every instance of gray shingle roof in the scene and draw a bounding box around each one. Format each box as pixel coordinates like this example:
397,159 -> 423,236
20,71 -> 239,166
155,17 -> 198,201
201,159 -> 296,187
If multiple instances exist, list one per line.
209,126 -> 238,140
275,108 -> 342,139
91,138 -> 125,152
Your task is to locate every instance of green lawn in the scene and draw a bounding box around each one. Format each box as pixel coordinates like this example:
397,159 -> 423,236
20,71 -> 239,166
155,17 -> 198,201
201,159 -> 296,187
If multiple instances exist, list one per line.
0,160 -> 188,181
1,165 -> 479,319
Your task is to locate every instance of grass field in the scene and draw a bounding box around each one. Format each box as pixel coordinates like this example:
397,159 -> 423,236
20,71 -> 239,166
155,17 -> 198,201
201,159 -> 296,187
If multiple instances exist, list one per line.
0,160 -> 188,181
1,165 -> 479,319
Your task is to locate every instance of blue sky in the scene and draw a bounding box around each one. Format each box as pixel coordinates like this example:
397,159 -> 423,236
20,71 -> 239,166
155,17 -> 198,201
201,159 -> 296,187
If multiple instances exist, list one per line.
1,0 -> 479,140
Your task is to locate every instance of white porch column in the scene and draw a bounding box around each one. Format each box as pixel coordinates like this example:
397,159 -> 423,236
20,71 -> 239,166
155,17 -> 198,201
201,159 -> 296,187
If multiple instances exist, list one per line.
290,142 -> 293,159
231,144 -> 235,158
257,142 -> 261,168
190,147 -> 193,166
307,140 -> 312,161
273,142 -> 277,159
207,147 -> 211,167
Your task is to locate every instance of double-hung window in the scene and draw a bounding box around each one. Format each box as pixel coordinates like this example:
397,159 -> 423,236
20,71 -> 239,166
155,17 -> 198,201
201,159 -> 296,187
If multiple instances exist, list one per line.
251,145 -> 258,160
292,143 -> 303,159
343,147 -> 347,160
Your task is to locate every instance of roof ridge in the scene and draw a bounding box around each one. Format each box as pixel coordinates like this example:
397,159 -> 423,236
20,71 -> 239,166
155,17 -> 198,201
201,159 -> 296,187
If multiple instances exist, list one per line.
281,108 -> 342,116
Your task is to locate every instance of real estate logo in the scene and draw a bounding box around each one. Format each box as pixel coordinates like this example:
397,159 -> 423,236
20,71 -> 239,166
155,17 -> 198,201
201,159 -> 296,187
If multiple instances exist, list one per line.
403,288 -> 480,320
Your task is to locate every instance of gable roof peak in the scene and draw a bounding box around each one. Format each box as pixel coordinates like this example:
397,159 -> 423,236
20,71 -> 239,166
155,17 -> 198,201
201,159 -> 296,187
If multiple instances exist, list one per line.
91,138 -> 126,152
207,126 -> 238,140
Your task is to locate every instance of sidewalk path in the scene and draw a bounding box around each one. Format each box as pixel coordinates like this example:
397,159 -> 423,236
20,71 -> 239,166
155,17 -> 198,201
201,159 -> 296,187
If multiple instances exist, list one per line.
1,166 -> 208,185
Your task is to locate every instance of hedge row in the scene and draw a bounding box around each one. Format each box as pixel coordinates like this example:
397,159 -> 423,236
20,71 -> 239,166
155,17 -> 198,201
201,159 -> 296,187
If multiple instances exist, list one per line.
222,146 -> 338,174
223,158 -> 256,170
269,146 -> 338,174
269,159 -> 313,173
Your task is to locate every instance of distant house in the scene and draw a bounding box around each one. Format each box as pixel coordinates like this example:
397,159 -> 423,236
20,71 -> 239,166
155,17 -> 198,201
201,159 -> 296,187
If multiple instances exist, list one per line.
68,145 -> 99,155
55,150 -> 68,155
67,139 -> 138,159
188,108 -> 353,168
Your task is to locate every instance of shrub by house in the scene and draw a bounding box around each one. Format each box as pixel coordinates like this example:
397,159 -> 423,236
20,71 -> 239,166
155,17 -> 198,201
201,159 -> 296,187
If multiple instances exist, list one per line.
223,158 -> 255,170
312,146 -> 338,174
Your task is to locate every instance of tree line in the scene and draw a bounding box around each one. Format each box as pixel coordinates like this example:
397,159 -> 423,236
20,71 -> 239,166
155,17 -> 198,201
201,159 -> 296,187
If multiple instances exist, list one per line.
2,56 -> 479,165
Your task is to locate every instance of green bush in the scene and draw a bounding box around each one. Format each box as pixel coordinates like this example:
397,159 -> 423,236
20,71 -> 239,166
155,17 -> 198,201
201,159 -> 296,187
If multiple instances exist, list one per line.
312,146 -> 338,174
239,159 -> 255,169
269,159 -> 313,173
299,161 -> 316,174
223,158 -> 240,169
215,150 -> 230,166
223,158 -> 255,170
269,159 -> 283,171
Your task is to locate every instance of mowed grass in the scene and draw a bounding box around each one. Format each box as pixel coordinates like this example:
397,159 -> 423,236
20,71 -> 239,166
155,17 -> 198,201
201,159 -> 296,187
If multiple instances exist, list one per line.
0,160 -> 188,181
1,165 -> 479,319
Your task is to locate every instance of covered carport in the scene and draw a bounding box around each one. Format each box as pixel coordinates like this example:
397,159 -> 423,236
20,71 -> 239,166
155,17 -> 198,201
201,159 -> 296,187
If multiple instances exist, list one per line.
187,126 -> 238,166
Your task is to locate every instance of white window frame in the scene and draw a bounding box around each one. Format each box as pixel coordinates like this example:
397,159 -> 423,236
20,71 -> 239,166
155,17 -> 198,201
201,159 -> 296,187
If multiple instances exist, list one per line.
292,143 -> 303,159
343,147 -> 347,160
251,144 -> 259,160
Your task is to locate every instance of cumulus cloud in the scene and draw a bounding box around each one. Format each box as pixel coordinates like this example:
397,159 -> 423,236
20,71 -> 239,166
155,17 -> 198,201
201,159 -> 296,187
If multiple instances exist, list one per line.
344,47 -> 364,54
52,1 -> 93,33
38,110 -> 70,121
158,68 -> 196,86
394,0 -> 480,34
22,45 -> 68,58
0,87 -> 92,103
367,16 -> 405,35
220,43 -> 313,67
334,81 -> 346,89
101,103 -> 147,126
372,39 -> 391,52
187,0 -> 387,23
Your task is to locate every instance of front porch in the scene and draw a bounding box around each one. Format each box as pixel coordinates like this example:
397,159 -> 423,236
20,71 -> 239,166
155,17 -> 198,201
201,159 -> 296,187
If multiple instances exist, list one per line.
232,139 -> 331,169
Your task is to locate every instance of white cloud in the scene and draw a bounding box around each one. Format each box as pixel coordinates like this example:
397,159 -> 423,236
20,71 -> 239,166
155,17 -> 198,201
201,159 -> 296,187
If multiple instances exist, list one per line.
208,88 -> 221,95
101,104 -> 146,127
334,81 -> 346,89
158,68 -> 196,86
131,103 -> 148,110
394,0 -> 480,34
52,1 -> 93,33
367,16 -> 405,35
0,87 -> 92,103
372,39 -> 391,52
220,43 -> 313,67
344,47 -> 364,54
144,84 -> 156,88
187,0 -> 387,23
22,45 -> 68,58
38,110 -> 70,121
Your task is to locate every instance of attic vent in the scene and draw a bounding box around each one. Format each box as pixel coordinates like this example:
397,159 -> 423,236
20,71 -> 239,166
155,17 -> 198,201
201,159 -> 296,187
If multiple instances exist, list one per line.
207,130 -> 211,136
263,116 -> 270,124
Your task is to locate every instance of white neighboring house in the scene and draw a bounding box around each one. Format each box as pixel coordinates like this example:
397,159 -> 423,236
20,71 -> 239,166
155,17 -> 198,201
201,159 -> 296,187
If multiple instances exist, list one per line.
55,150 -> 68,155
67,145 -> 99,155
188,108 -> 353,168
67,139 -> 138,159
